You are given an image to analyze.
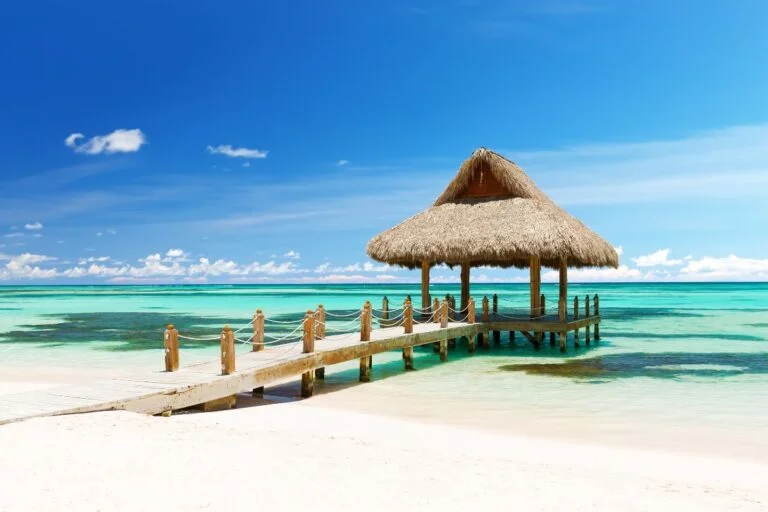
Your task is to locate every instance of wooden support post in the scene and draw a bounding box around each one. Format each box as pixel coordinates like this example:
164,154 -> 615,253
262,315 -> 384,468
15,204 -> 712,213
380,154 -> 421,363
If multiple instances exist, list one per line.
301,310 -> 315,397
447,295 -> 456,348
164,324 -> 179,372
421,261 -> 430,316
509,331 -> 515,346
492,293 -> 500,344
558,257 -> 568,322
530,256 -> 541,318
538,293 -> 546,344
403,346 -> 414,370
253,310 -> 265,351
403,299 -> 413,334
219,326 -> 235,375
573,296 -> 580,348
585,295 -> 591,345
432,298 -> 440,323
439,338 -> 448,362
315,305 -> 326,379
559,331 -> 566,353
467,297 -> 475,323
359,301 -> 372,382
482,296 -> 489,322
381,296 -> 389,321
594,294 -> 600,340
550,331 -> 555,347
460,262 -> 470,313
252,310 -> 266,395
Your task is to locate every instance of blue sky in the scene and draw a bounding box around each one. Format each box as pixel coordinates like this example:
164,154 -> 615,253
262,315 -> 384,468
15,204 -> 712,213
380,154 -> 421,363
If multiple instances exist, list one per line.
1,0 -> 767,283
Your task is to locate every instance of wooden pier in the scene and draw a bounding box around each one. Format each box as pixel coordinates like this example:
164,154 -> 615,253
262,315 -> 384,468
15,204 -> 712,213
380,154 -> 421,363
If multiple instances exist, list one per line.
0,295 -> 600,426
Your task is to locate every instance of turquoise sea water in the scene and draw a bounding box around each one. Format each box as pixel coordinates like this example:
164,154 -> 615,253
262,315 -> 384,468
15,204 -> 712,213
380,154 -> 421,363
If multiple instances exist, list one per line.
1,283 -> 767,458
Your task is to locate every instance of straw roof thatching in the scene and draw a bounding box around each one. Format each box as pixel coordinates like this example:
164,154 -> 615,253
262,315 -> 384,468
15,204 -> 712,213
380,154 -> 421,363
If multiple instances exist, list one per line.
366,148 -> 619,270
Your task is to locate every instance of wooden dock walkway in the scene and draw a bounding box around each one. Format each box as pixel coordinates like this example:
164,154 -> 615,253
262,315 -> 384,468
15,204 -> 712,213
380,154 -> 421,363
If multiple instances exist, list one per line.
0,294 -> 600,426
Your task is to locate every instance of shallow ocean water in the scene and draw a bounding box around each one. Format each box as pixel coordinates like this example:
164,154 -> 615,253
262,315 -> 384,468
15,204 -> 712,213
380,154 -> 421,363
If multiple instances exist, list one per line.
1,283 -> 767,458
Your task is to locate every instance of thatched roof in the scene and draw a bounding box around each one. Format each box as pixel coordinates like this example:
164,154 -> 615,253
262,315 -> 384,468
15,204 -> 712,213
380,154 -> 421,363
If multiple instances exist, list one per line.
366,148 -> 619,269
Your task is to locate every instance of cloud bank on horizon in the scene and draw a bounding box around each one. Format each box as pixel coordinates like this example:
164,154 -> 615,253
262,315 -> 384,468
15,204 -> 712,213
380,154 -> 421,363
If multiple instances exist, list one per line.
2,122 -> 768,283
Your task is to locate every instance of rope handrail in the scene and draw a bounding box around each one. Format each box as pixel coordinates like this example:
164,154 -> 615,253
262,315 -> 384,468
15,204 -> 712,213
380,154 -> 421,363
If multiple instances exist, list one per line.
324,310 -> 363,318
177,333 -> 221,341
264,317 -> 306,325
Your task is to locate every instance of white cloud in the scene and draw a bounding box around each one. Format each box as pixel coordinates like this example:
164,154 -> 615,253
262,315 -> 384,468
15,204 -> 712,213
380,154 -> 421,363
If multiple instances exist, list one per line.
65,129 -> 146,155
242,162 -> 251,168
313,261 -> 392,274
679,255 -> 768,281
4,233 -> 24,238
96,232 -> 103,237
24,222 -> 43,230
78,256 -> 110,265
614,246 -> 624,256
0,253 -> 58,280
207,145 -> 268,159
337,160 -> 349,166
283,250 -> 300,260
106,229 -> 117,235
632,249 -> 682,267
543,265 -> 645,282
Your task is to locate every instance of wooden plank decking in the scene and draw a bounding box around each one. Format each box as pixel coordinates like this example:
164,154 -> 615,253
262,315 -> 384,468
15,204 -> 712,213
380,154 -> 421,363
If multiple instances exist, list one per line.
0,321 -> 486,426
0,314 -> 600,426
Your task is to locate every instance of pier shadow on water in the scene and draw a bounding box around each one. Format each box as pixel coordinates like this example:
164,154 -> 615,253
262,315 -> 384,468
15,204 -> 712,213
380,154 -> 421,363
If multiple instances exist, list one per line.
500,352 -> 768,382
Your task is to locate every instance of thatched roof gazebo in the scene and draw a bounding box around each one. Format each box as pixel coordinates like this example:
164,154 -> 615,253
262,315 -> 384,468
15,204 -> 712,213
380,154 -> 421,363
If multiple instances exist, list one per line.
367,148 -> 618,322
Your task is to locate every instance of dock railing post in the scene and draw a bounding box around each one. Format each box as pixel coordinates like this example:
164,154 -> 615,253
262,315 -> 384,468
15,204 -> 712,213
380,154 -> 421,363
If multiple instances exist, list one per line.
253,310 -> 265,352
382,296 -> 389,321
482,296 -> 489,322
164,324 -> 179,372
301,310 -> 315,397
468,297 -> 476,324
573,296 -> 580,348
585,295 -> 591,345
315,305 -> 326,379
220,325 -> 235,375
558,297 -> 567,353
402,299 -> 414,370
438,300 -> 448,361
432,298 -> 440,323
403,299 -> 413,334
359,301 -> 372,382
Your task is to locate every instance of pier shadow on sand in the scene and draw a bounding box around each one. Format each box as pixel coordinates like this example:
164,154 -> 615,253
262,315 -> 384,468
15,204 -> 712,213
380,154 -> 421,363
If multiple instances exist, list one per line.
499,351 -> 768,382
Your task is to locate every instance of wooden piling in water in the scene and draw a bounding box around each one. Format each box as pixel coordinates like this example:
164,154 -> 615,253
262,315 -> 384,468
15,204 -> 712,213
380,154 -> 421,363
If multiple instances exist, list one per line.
220,326 -> 235,376
381,296 -> 389,321
301,310 -> 315,397
359,302 -> 372,382
585,295 -> 591,345
559,330 -> 566,353
478,296 -> 489,349
447,295 -> 457,348
573,296 -> 580,348
164,324 -> 179,372
594,294 -> 600,340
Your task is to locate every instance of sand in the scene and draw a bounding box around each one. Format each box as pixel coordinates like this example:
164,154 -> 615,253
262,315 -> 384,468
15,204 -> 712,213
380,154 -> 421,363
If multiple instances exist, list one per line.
0,393 -> 766,512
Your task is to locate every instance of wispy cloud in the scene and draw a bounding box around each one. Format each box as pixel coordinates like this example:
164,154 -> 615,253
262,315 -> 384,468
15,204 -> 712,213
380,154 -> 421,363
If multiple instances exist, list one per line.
24,222 -> 43,230
65,129 -> 146,155
207,145 -> 268,159
632,249 -> 683,267
337,160 -> 349,166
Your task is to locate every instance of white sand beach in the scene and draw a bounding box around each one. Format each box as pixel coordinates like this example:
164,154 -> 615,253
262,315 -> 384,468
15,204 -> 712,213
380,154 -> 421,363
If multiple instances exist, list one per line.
1,372 -> 767,512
